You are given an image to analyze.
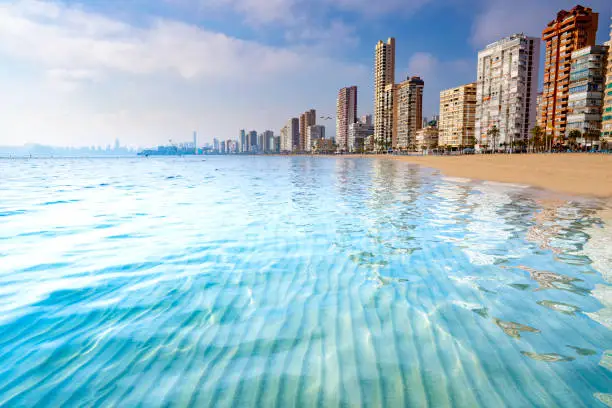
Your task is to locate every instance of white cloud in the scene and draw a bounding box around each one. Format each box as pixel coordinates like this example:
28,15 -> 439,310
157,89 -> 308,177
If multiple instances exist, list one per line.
0,1 -> 305,80
0,0 -> 370,147
405,52 -> 475,116
470,0 -> 612,47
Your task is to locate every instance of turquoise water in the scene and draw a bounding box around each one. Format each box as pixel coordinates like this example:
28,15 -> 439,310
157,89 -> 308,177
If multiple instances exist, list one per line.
0,157 -> 611,407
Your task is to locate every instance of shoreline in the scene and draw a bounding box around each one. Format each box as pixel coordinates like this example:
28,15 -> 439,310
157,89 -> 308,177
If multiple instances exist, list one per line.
332,153 -> 612,199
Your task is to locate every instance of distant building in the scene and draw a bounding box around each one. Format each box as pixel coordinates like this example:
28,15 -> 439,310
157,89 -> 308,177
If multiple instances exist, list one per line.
394,76 -> 424,150
258,133 -> 265,152
248,130 -> 258,152
313,138 -> 334,153
364,135 -> 376,152
240,129 -> 247,153
220,140 -> 226,153
475,33 -> 540,150
261,130 -> 274,152
439,82 -> 476,147
374,38 -> 396,150
541,5 -> 599,141
416,126 -> 439,151
274,136 -> 281,153
348,122 -> 374,152
299,109 -> 316,151
567,44 -> 609,146
360,114 -> 372,125
306,125 -> 325,152
336,86 -> 358,152
281,118 -> 299,152
213,138 -> 220,153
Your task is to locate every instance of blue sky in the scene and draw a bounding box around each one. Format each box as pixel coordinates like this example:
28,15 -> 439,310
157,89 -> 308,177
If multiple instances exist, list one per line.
0,0 -> 611,147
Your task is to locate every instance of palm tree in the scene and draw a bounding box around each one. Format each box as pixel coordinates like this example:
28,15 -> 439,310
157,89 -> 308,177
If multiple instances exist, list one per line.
487,126 -> 500,153
530,126 -> 543,153
567,129 -> 581,151
585,129 -> 600,150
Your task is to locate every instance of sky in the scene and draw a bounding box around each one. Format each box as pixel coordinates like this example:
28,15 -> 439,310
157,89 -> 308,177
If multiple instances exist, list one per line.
0,0 -> 611,148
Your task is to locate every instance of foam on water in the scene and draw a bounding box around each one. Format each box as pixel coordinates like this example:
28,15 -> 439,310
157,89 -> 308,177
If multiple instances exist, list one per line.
0,156 -> 611,407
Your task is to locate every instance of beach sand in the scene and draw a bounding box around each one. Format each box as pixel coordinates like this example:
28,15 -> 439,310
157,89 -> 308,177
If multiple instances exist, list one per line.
340,153 -> 612,198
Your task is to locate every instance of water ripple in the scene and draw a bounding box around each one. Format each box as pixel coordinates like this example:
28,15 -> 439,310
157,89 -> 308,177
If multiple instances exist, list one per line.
0,157 -> 611,407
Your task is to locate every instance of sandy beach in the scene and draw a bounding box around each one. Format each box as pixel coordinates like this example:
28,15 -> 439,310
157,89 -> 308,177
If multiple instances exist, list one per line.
341,153 -> 612,198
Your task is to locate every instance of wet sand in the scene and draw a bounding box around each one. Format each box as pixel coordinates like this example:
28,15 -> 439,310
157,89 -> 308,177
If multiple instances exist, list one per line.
341,154 -> 612,198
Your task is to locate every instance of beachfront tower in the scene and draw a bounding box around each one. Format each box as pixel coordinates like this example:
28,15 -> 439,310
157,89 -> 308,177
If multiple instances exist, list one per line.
394,76 -> 424,150
439,83 -> 477,148
568,45 -> 609,147
374,38 -> 396,151
475,33 -> 540,151
541,5 -> 599,142
299,109 -> 316,151
336,86 -> 358,152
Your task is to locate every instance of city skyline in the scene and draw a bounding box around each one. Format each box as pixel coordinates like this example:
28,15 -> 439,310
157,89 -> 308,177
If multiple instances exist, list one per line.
0,1 -> 611,148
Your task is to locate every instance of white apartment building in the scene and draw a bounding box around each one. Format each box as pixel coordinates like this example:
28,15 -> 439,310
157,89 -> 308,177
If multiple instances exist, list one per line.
348,122 -> 374,152
305,125 -> 325,152
280,118 -> 299,152
475,33 -> 540,150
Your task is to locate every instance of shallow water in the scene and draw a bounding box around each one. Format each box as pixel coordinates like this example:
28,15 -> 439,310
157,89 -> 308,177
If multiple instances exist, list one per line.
0,156 -> 611,407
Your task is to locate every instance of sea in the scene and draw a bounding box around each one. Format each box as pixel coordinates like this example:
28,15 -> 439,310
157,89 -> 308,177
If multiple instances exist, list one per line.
0,156 -> 610,407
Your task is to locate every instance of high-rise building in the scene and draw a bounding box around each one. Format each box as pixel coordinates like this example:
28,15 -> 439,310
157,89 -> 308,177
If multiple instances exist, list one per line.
261,130 -> 274,152
348,122 -> 374,152
602,19 -> 612,143
281,118 -> 299,152
299,109 -> 316,151
274,136 -> 281,153
220,140 -> 226,153
213,138 -> 220,152
240,129 -> 247,153
475,33 -> 540,150
306,125 -> 325,152
541,5 -> 599,142
439,83 -> 477,147
374,38 -> 396,150
567,45 -> 609,146
248,130 -> 258,152
394,76 -> 424,150
336,86 -> 358,152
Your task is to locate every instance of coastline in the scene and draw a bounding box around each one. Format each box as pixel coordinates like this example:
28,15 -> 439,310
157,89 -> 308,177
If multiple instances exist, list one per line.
333,153 -> 612,199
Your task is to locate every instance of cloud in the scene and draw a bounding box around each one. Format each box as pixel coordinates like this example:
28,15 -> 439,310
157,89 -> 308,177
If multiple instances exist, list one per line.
0,1 -> 306,81
0,0 -> 370,147
405,52 -> 475,116
470,0 -> 612,47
